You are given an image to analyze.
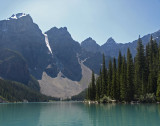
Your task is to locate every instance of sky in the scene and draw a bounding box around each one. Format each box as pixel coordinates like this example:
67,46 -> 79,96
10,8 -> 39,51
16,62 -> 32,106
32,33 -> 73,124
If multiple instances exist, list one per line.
0,0 -> 160,45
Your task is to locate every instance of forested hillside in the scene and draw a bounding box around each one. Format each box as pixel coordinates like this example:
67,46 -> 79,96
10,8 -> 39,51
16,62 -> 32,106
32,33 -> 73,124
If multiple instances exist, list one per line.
86,36 -> 160,103
0,79 -> 59,102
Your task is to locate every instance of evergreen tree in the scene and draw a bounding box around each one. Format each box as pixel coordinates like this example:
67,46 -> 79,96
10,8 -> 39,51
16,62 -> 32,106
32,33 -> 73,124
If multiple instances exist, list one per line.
96,70 -> 102,101
111,57 -> 117,99
148,36 -> 158,93
134,36 -> 145,96
91,70 -> 96,100
126,48 -> 134,101
107,60 -> 112,96
101,54 -> 107,96
99,69 -> 103,97
86,83 -> 91,100
96,78 -> 100,101
86,36 -> 160,102
156,43 -> 160,101
116,51 -> 122,101
156,72 -> 160,101
145,43 -> 150,93
120,55 -> 127,101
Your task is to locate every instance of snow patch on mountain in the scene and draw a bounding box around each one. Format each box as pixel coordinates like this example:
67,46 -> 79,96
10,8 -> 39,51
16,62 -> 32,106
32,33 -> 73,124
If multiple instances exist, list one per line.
7,13 -> 28,20
44,34 -> 53,54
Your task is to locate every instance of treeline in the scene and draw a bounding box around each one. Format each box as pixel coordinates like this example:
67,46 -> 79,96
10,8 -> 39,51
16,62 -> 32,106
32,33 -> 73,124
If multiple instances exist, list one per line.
71,89 -> 87,101
0,79 -> 59,102
86,36 -> 160,102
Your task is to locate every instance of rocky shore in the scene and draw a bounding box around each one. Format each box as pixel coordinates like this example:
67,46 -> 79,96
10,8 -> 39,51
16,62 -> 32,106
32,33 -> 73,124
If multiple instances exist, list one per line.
0,97 -> 7,103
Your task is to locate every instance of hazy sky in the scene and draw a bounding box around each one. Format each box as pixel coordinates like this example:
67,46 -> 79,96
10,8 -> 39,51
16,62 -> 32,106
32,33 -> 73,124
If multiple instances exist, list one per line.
0,0 -> 160,45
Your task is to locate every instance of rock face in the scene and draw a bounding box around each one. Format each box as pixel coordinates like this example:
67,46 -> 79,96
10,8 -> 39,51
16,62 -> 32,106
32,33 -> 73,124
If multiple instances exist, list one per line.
81,37 -> 101,53
0,13 -> 52,79
45,27 -> 82,81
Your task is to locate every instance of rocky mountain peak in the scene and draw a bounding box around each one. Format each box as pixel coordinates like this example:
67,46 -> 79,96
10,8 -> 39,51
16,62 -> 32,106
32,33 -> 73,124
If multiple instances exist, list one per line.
85,37 -> 93,40
81,37 -> 97,45
81,37 -> 100,53
46,27 -> 71,39
0,13 -> 41,34
8,13 -> 29,20
5,13 -> 33,23
106,37 -> 116,44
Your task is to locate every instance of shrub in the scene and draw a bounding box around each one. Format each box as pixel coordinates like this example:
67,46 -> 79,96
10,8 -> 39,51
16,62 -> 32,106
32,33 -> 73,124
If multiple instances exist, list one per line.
100,95 -> 112,103
139,93 -> 156,103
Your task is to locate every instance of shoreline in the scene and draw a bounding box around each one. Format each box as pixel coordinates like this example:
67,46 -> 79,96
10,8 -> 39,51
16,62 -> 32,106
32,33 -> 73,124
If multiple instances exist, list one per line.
0,100 -> 160,104
83,100 -> 160,104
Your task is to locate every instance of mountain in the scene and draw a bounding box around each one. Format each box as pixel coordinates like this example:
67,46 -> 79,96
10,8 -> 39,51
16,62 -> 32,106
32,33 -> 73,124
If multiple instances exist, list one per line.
1,13 -> 160,99
0,48 -> 40,91
81,37 -> 101,53
0,49 -> 58,102
101,37 -> 119,57
81,31 -> 160,58
0,13 -> 102,99
45,27 -> 82,81
39,27 -> 108,98
0,13 -> 52,79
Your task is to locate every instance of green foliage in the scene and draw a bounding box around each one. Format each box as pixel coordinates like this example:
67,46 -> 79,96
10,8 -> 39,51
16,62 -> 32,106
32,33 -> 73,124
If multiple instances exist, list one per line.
27,75 -> 40,91
156,73 -> 160,101
91,71 -> 96,100
86,35 -> 160,103
120,55 -> 127,101
111,58 -> 117,99
96,70 -> 102,101
134,36 -> 145,96
139,93 -> 156,103
100,95 -> 112,103
0,96 -> 8,102
101,54 -> 107,96
86,71 -> 96,100
107,60 -> 112,96
80,51 -> 112,75
126,48 -> 134,101
71,89 -> 87,101
116,51 -> 122,101
0,79 -> 59,102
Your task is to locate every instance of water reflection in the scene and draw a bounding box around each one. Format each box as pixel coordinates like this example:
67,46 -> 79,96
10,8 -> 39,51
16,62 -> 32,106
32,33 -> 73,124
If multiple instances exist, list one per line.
0,102 -> 160,126
84,103 -> 160,126
38,102 -> 89,126
0,103 -> 41,126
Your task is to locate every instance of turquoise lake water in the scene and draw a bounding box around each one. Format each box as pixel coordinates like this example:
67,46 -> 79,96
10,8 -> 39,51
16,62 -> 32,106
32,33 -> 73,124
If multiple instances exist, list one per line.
0,102 -> 160,126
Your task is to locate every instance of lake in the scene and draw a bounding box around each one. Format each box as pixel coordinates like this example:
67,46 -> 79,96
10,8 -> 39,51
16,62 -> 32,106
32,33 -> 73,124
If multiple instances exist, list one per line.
0,102 -> 160,126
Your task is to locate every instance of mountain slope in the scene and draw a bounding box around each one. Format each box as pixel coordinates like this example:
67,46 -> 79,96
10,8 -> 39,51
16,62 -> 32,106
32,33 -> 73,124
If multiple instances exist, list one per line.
0,79 -> 58,102
0,13 -> 52,79
0,48 -> 40,91
38,55 -> 93,98
45,27 -> 82,81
